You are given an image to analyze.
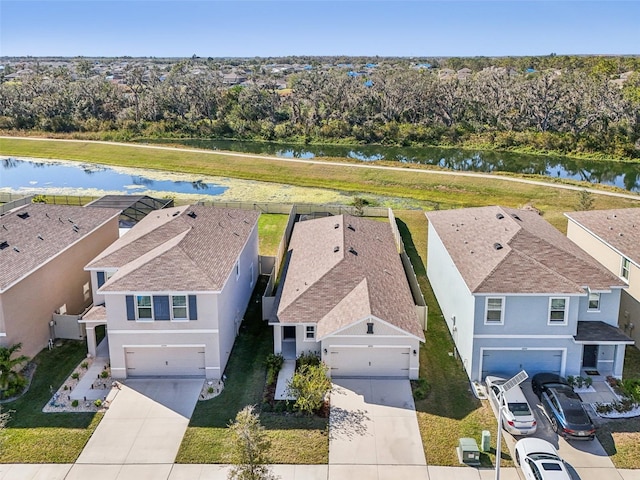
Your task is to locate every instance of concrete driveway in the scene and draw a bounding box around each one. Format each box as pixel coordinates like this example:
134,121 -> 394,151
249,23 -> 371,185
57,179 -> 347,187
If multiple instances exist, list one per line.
501,381 -> 623,480
329,378 -> 426,466
74,378 -> 203,466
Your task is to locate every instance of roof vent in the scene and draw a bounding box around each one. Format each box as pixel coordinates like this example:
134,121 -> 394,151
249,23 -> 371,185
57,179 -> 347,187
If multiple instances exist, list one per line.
334,223 -> 340,229
347,224 -> 355,231
334,246 -> 340,252
37,234 -> 44,240
172,211 -> 180,217
13,246 -> 20,253
0,240 -> 8,250
348,246 -> 358,256
17,211 -> 30,219
511,213 -> 521,221
187,211 -> 197,219
494,242 -> 503,250
496,213 -> 504,220
68,218 -> 74,223
73,225 -> 79,232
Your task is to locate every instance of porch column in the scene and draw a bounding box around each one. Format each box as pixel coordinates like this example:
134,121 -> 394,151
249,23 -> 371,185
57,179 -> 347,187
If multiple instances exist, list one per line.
273,325 -> 282,355
86,325 -> 97,357
613,345 -> 626,378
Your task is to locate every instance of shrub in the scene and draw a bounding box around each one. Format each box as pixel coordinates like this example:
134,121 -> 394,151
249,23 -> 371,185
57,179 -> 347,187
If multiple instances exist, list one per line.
100,370 -> 109,379
265,353 -> 285,385
620,379 -> 640,402
207,386 -> 214,394
81,361 -> 89,369
411,378 -> 430,400
71,399 -> 79,407
286,363 -> 331,415
575,376 -> 584,388
584,376 -> 593,388
71,372 -> 80,380
94,399 -> 102,407
296,351 -> 320,370
567,376 -> 575,387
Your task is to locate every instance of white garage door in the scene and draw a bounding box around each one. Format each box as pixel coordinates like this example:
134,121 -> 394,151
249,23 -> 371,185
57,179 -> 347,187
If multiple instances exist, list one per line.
125,346 -> 205,377
328,346 -> 410,378
481,349 -> 563,379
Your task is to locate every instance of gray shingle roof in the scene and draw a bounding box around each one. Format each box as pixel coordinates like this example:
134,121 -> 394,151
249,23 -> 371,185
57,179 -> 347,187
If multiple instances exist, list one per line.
575,321 -> 634,344
89,205 -> 259,292
426,206 -> 625,294
275,215 -> 424,340
0,204 -> 120,292
565,208 -> 640,266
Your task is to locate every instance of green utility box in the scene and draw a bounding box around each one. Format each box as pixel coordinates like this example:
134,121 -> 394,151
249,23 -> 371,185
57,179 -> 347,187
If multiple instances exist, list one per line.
457,437 -> 481,466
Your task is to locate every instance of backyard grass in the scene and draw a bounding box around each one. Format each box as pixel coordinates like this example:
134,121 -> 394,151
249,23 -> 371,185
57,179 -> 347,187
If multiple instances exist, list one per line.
176,276 -> 328,464
1,340 -> 101,463
258,214 -> 289,256
395,210 -> 513,467
2,138 -> 639,219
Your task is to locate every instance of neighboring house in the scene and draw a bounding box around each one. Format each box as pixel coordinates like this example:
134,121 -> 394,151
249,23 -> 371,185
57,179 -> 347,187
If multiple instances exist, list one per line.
566,208 -> 640,347
270,214 -> 425,379
0,204 -> 120,359
426,206 -> 632,382
84,205 -> 259,380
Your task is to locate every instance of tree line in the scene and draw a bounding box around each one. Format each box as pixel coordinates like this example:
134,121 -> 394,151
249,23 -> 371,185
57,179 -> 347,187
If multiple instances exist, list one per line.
1,58 -> 639,160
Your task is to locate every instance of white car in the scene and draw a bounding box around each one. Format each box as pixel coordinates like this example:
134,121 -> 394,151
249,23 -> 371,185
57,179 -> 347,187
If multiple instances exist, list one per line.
515,438 -> 571,480
485,375 -> 537,435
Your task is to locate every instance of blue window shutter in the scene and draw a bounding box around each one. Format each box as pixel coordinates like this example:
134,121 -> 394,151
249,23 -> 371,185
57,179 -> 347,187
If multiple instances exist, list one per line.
188,295 -> 198,320
97,271 -> 105,288
126,295 -> 135,321
154,296 -> 170,320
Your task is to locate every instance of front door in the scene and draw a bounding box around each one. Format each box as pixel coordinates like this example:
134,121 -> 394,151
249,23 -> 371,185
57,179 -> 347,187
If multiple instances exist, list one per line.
283,326 -> 296,340
582,345 -> 598,369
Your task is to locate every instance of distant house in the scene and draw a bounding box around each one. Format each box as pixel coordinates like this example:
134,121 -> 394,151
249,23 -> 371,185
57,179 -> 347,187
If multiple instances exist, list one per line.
84,205 -> 259,379
270,215 -> 425,379
566,209 -> 640,347
0,204 -> 120,359
426,206 -> 632,382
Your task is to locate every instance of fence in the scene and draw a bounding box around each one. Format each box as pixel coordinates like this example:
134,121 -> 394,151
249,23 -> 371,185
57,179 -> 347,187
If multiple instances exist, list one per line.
0,194 -> 33,215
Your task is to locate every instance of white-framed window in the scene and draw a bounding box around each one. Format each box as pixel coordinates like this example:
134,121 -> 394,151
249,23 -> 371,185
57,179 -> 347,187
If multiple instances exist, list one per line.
136,295 -> 153,320
621,257 -> 631,281
305,325 -> 316,341
105,271 -> 115,281
548,297 -> 568,324
588,292 -> 600,311
485,297 -> 504,324
172,295 -> 188,320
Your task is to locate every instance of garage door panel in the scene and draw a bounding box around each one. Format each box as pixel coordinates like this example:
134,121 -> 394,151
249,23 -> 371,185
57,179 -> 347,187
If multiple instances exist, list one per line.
481,349 -> 562,379
329,346 -> 410,378
125,347 -> 205,377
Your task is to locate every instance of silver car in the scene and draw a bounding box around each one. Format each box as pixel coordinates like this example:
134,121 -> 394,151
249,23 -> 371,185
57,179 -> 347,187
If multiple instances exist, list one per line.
486,375 -> 537,435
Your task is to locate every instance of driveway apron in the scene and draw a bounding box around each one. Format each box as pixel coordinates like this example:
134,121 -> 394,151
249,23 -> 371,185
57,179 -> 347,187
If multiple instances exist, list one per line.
329,378 -> 426,466
74,379 -> 203,465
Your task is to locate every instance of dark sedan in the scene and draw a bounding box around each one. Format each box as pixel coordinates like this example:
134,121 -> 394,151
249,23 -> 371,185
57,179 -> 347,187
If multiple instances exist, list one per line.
531,373 -> 596,441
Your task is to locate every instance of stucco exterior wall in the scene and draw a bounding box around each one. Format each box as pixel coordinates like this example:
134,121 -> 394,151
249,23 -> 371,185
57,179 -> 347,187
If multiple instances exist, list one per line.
620,290 -> 640,346
426,221 -> 476,378
0,216 -> 118,359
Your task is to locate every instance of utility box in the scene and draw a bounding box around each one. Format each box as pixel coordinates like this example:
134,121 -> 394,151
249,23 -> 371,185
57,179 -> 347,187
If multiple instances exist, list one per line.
481,430 -> 491,452
457,437 -> 481,466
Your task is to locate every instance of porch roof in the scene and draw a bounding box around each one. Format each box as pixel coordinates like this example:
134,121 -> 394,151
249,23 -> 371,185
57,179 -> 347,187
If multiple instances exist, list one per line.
574,321 -> 634,344
79,304 -> 107,323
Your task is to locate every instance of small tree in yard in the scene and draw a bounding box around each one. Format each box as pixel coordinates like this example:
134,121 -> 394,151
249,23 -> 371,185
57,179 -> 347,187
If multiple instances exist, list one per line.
576,189 -> 594,211
286,363 -> 331,415
228,405 -> 276,480
0,343 -> 29,399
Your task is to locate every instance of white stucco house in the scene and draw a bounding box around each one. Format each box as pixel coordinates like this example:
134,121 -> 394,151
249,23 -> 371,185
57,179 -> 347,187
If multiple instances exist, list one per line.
566,208 -> 640,347
269,214 -> 425,379
426,206 -> 633,382
83,205 -> 260,380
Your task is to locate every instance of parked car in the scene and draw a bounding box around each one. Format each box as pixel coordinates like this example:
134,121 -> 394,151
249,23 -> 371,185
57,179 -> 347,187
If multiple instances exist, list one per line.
485,375 -> 537,435
514,437 -> 571,480
531,372 -> 596,441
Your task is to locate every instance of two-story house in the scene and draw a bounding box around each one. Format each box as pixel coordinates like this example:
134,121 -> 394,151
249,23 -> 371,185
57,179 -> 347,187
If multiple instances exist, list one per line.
84,205 -> 259,380
566,208 -> 640,347
426,206 -> 632,382
270,214 -> 425,379
0,204 -> 120,359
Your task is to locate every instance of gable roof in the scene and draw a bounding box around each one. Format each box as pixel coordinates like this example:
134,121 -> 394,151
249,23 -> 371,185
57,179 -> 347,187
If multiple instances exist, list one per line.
426,206 -> 625,294
0,204 -> 120,292
87,205 -> 259,292
565,208 -> 640,266
274,215 -> 424,340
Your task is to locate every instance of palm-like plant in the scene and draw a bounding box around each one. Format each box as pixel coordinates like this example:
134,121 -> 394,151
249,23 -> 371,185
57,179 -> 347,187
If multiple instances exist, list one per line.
0,343 -> 29,397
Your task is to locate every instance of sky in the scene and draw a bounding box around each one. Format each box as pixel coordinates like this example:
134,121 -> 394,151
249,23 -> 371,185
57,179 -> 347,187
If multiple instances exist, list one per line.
1,1 -> 638,58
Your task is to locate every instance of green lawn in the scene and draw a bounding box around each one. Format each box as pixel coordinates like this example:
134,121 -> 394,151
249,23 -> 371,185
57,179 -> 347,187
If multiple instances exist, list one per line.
176,276 -> 328,464
258,214 -> 289,256
1,340 -> 101,463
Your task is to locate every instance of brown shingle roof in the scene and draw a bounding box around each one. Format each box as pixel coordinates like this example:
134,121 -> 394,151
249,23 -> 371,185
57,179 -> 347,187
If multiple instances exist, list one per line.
90,205 -> 259,292
0,204 -> 120,292
565,208 -> 640,266
426,206 -> 625,294
275,215 -> 424,340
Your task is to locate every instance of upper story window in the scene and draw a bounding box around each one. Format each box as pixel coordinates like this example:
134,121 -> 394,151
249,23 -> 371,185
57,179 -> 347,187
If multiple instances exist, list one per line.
305,325 -> 316,341
621,257 -> 631,281
549,297 -> 568,324
172,295 -> 188,320
136,295 -> 153,320
588,292 -> 601,311
485,297 -> 504,324
127,294 -> 197,321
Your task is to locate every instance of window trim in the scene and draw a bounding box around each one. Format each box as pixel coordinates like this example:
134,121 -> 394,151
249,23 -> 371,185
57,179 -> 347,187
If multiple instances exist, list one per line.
171,295 -> 189,321
484,297 -> 505,325
587,292 -> 601,312
304,325 -> 316,341
621,257 -> 631,281
136,295 -> 153,322
548,297 -> 569,325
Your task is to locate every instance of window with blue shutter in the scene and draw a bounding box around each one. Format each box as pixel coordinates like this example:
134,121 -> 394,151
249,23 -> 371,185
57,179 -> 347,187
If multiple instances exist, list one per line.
125,295 -> 135,320
153,296 -> 170,320
97,271 -> 105,288
188,295 -> 198,320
